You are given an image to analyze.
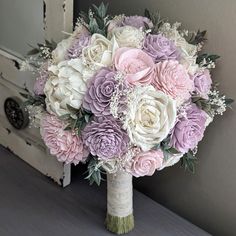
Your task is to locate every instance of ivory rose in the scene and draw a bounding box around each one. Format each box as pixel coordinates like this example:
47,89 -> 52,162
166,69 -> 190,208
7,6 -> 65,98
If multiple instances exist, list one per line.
52,37 -> 73,63
82,33 -> 118,69
114,48 -> 155,86
108,25 -> 144,48
154,60 -> 194,104
129,150 -> 164,177
124,85 -> 176,151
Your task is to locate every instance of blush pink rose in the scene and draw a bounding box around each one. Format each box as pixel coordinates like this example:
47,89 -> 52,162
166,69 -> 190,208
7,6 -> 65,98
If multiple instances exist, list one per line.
129,150 -> 164,177
114,47 -> 155,85
40,114 -> 88,165
153,60 -> 194,104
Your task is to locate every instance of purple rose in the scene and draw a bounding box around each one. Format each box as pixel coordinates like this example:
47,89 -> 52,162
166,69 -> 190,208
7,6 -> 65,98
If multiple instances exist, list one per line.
192,70 -> 212,99
83,68 -> 117,116
143,34 -> 180,63
66,35 -> 91,59
33,63 -> 49,95
170,104 -> 207,153
122,16 -> 153,29
82,116 -> 129,159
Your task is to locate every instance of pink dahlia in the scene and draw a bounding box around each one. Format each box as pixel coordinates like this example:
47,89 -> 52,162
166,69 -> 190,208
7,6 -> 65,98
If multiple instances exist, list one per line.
153,60 -> 194,103
40,114 -> 88,165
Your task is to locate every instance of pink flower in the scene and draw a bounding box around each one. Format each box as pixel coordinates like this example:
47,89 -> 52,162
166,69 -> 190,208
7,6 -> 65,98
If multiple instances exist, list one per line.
40,114 -> 88,165
114,47 -> 155,86
153,60 -> 194,103
128,150 -> 164,177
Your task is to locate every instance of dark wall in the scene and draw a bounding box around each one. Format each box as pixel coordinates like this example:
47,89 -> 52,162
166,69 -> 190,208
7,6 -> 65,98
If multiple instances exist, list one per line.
77,1 -> 236,235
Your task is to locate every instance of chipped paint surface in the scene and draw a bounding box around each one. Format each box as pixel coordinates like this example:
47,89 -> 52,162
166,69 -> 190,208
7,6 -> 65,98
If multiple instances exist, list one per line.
0,1 -> 73,187
44,0 -> 73,42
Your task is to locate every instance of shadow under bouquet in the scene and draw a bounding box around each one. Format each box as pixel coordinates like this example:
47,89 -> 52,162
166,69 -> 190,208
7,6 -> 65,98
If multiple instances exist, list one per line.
21,3 -> 233,234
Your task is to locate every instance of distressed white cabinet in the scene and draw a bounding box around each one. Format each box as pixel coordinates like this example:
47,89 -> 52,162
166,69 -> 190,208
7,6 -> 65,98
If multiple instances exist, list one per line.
0,0 -> 73,186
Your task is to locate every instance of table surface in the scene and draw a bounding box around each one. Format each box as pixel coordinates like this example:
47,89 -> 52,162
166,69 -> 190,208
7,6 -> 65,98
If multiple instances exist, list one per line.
0,145 -> 211,236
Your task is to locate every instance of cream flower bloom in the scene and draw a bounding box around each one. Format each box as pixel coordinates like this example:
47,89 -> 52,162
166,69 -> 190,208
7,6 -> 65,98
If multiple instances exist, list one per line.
52,37 -> 73,64
52,23 -> 90,64
124,85 -> 177,151
108,25 -> 145,48
44,59 -> 89,116
82,33 -> 119,69
159,23 -> 199,75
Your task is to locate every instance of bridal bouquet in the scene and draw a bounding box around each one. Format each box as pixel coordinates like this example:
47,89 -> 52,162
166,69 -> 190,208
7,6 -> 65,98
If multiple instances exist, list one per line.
21,3 -> 233,234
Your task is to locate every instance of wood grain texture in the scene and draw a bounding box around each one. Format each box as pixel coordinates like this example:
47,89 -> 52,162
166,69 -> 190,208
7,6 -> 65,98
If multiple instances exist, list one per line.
0,146 -> 211,236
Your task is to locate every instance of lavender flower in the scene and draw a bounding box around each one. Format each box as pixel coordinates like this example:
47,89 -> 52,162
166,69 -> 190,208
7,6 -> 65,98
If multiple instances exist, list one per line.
82,116 -> 129,159
83,68 -> 118,116
170,103 -> 207,153
192,70 -> 212,99
33,63 -> 49,95
66,35 -> 91,59
122,16 -> 153,29
143,34 -> 180,63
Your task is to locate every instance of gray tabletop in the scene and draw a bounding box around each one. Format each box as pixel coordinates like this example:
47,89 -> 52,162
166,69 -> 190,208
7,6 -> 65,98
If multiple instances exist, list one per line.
0,145 -> 210,236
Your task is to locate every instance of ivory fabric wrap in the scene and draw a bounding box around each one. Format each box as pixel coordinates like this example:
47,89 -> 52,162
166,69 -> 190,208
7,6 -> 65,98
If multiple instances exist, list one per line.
107,171 -> 133,218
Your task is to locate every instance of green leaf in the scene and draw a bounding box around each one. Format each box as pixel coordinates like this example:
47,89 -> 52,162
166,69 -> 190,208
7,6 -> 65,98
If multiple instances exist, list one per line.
64,125 -> 72,131
59,114 -> 71,121
181,151 -> 197,174
85,157 -> 103,186
19,92 -> 30,99
168,147 -> 180,154
66,104 -> 79,114
225,98 -> 234,106
144,9 -> 151,19
197,53 -> 220,66
188,30 -> 207,45
84,114 -> 90,123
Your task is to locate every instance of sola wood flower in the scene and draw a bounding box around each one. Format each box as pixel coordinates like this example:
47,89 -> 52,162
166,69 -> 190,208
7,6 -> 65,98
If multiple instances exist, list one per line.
40,114 -> 88,165
82,116 -> 129,159
124,85 -> 176,151
109,26 -> 144,48
143,34 -> 180,63
66,35 -> 91,59
44,59 -> 89,116
154,60 -> 194,104
192,69 -> 212,99
83,68 -> 117,116
170,103 -> 208,153
122,16 -> 153,29
114,48 -> 155,86
127,149 -> 164,177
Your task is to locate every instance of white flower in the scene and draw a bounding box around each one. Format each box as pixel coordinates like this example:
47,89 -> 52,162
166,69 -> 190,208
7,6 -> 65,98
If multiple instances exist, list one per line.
108,26 -> 145,48
205,113 -> 213,127
27,105 -> 45,128
159,153 -> 184,170
52,37 -> 73,63
159,23 -> 199,75
44,59 -> 88,116
82,33 -> 119,70
124,85 -> 177,151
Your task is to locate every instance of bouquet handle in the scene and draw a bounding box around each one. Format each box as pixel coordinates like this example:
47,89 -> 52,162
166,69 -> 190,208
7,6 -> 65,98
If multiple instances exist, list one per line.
105,171 -> 134,234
